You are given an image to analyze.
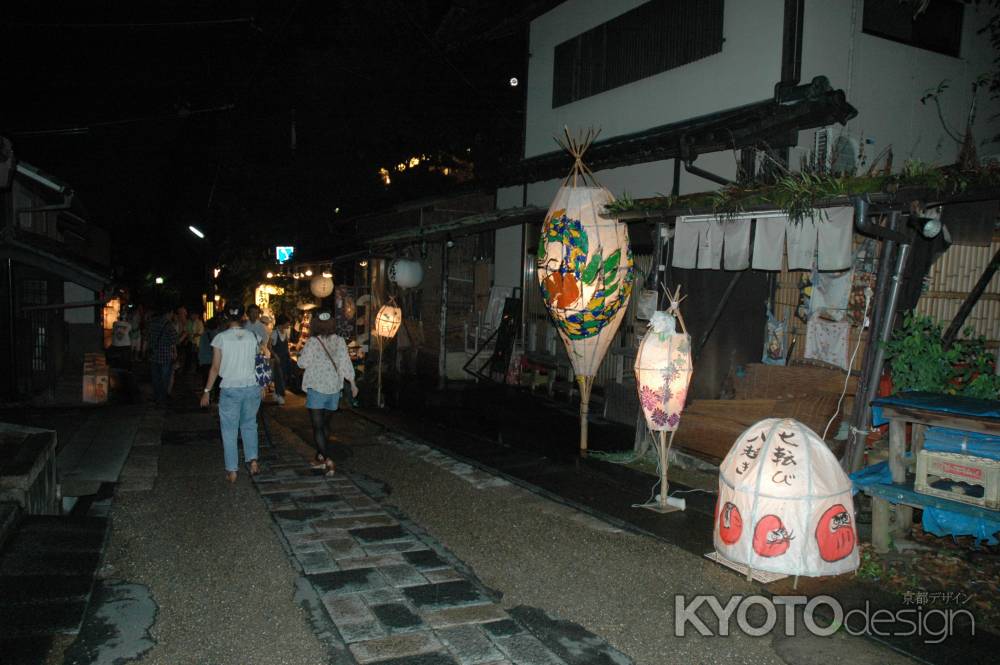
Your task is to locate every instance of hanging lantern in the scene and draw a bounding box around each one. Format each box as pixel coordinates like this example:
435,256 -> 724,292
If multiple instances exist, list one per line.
389,259 -> 424,288
715,418 -> 859,577
373,303 -> 402,338
310,274 -> 334,298
536,128 -> 634,453
635,310 -> 692,432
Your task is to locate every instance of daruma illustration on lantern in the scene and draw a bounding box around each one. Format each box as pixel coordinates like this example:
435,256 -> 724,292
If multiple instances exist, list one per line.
373,303 -> 402,339
537,129 -> 634,453
714,418 -> 859,577
389,259 -> 424,289
310,274 -> 334,298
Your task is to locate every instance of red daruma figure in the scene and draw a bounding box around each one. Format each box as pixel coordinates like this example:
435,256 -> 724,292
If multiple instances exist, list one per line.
714,418 -> 859,577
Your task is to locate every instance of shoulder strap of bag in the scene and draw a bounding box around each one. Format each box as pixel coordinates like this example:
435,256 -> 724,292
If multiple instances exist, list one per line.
316,337 -> 342,375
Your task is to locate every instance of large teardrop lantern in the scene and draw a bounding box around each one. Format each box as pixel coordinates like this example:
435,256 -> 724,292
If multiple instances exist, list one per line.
537,129 -> 634,453
715,418 -> 859,577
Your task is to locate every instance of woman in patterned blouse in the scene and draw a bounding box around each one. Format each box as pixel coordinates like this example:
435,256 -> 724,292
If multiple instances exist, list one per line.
296,309 -> 359,475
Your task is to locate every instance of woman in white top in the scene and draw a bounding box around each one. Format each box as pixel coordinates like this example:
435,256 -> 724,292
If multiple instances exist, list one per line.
296,308 -> 358,475
201,303 -> 263,483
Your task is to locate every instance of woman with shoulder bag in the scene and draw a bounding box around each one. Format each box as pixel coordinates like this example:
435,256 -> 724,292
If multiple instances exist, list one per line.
296,308 -> 358,476
200,303 -> 264,483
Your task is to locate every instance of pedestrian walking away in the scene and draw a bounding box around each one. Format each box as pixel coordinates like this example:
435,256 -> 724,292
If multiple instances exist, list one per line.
296,308 -> 358,475
148,305 -> 178,406
201,302 -> 264,483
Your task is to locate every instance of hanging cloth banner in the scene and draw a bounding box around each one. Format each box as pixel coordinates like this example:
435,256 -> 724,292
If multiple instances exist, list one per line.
673,207 -> 853,271
537,128 -> 635,453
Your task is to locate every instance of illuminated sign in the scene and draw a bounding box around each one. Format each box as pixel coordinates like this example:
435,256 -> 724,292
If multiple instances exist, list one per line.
276,246 -> 295,263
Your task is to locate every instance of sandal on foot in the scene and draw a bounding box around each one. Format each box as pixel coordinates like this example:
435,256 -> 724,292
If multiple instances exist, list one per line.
226,471 -> 238,483
310,453 -> 327,469
324,459 -> 336,477
248,459 -> 260,476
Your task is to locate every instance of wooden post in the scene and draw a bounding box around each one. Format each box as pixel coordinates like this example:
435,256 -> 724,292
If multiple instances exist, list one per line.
659,430 -> 669,510
888,418 -> 907,483
871,497 -> 891,554
578,375 -> 593,454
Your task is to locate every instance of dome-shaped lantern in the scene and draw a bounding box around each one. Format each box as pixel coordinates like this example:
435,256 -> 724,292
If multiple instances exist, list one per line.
389,259 -> 424,289
536,128 -> 634,454
310,274 -> 334,298
715,418 -> 859,578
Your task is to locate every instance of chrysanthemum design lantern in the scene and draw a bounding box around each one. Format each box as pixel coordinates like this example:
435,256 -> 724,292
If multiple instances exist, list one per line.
537,129 -> 634,453
714,418 -> 859,578
634,287 -> 692,513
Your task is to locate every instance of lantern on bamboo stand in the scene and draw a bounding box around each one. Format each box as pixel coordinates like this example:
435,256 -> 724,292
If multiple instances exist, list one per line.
635,286 -> 693,513
537,128 -> 634,454
372,300 -> 402,407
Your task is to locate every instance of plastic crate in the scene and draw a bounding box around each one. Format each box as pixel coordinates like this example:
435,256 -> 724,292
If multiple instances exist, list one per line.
915,450 -> 1000,510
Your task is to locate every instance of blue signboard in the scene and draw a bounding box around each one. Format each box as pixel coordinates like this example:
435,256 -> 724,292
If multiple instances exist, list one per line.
276,246 -> 294,263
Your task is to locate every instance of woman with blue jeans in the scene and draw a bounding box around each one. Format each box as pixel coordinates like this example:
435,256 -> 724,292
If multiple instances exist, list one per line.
296,309 -> 358,475
200,303 -> 264,483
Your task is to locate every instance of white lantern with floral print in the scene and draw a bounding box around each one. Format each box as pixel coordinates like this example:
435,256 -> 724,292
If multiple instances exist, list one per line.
635,311 -> 692,432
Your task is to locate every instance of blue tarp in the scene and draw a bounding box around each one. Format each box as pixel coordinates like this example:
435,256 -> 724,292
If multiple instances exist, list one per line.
923,427 -> 1000,460
872,392 -> 1000,427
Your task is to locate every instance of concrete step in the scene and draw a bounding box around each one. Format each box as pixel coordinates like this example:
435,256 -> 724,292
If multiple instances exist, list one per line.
0,515 -> 107,639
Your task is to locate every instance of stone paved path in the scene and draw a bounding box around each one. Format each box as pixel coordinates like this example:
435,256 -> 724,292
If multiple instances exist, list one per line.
254,416 -> 632,665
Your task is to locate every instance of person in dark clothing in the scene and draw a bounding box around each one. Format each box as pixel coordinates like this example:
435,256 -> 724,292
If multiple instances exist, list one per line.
270,314 -> 293,404
148,307 -> 178,406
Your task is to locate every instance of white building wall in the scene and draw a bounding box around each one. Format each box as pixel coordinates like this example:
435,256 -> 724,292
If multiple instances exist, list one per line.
525,0 -> 784,160
798,0 -> 1000,167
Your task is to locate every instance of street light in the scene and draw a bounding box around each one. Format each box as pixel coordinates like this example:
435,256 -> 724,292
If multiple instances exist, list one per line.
155,277 -> 164,285
188,225 -> 205,239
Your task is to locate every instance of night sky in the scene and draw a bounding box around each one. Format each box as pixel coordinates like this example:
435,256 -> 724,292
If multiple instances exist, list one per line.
1,1 -> 543,300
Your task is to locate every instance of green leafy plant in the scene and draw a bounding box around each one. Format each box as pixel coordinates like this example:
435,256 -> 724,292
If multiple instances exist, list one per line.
883,312 -> 1000,399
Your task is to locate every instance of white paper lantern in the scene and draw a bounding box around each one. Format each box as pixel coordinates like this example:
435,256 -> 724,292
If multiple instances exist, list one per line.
310,275 -> 334,298
714,418 -> 859,577
635,312 -> 692,432
389,259 -> 424,288
373,304 -> 402,338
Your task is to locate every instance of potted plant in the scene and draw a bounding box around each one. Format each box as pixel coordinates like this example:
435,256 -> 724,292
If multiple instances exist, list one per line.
883,312 -> 1000,400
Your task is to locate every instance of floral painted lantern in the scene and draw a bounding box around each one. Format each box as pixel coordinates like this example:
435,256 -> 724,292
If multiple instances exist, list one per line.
634,288 -> 692,513
715,418 -> 859,577
537,129 -> 634,453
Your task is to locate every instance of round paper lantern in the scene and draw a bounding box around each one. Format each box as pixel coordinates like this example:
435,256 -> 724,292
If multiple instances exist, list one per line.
536,131 -> 634,452
389,259 -> 424,288
310,275 -> 334,298
635,312 -> 692,432
714,418 -> 859,577
373,303 -> 402,338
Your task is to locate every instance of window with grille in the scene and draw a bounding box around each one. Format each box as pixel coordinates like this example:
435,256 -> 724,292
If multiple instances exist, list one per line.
552,0 -> 725,108
32,323 -> 47,372
21,279 -> 48,305
862,0 -> 963,57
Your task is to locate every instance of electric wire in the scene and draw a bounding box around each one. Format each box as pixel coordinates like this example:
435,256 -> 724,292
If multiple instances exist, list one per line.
822,287 -> 873,440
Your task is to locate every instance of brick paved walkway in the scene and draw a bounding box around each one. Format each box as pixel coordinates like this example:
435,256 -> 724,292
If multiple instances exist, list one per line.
253,417 -> 632,665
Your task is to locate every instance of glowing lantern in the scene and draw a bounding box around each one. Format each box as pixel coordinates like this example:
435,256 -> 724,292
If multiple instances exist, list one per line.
537,129 -> 634,453
634,288 -> 693,513
389,259 -> 424,288
373,303 -> 402,338
310,274 -> 334,298
714,418 -> 859,578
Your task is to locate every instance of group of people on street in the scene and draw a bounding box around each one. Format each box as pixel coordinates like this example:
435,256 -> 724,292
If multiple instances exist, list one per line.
193,302 -> 357,482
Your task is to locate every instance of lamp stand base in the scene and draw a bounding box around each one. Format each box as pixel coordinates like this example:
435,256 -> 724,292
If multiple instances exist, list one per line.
636,501 -> 683,514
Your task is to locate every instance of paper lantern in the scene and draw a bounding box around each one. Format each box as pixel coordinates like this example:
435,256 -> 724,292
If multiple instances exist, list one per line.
536,129 -> 634,453
310,275 -> 334,298
714,418 -> 859,577
635,311 -> 692,432
373,303 -> 402,338
389,259 -> 424,288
